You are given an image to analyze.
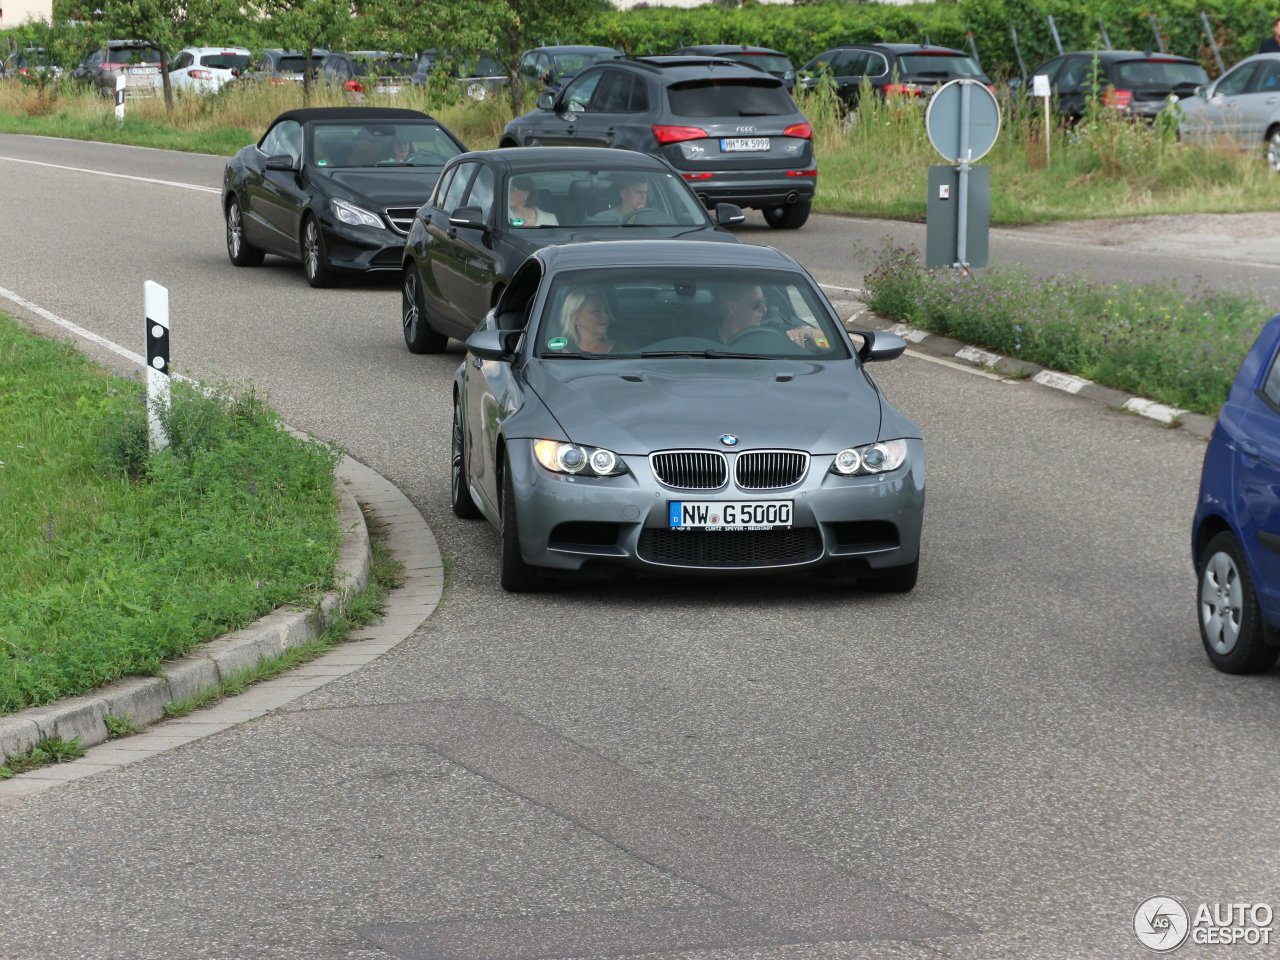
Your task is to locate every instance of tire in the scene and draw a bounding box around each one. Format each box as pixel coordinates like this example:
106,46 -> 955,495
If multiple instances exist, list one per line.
1267,128 -> 1280,174
402,265 -> 448,354
500,456 -> 543,592
763,199 -> 812,230
225,196 -> 264,267
451,396 -> 482,519
861,556 -> 919,593
1198,531 -> 1279,673
301,215 -> 338,288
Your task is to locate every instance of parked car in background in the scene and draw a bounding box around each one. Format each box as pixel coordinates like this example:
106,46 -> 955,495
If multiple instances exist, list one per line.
320,51 -> 415,95
71,39 -> 165,97
450,240 -> 921,592
222,106 -> 467,287
401,146 -> 743,354
520,45 -> 622,91
1178,54 -> 1280,172
1193,314 -> 1280,674
1028,50 -> 1208,123
500,56 -> 816,229
1,47 -> 62,81
798,43 -> 990,112
412,49 -> 508,100
670,45 -> 796,91
251,48 -> 328,84
167,46 -> 250,95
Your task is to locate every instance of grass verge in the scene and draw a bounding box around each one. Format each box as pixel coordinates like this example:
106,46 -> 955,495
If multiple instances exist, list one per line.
0,314 -> 342,713
862,241 -> 1265,416
2,79 -> 1276,224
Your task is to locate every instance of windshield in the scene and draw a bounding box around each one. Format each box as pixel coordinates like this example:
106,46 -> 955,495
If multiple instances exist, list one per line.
309,122 -> 462,168
503,169 -> 709,228
458,54 -> 503,77
896,54 -> 984,79
533,267 -> 850,360
667,79 -> 795,117
1112,59 -> 1209,88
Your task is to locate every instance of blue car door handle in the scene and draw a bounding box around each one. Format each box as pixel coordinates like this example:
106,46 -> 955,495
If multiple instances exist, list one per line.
1240,438 -> 1261,458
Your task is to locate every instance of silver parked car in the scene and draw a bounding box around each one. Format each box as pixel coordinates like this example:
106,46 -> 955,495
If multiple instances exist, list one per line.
451,240 -> 923,592
1178,54 -> 1280,171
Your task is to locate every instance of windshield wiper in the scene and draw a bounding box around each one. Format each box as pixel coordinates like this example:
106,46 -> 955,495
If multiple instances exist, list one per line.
639,349 -> 777,360
737,110 -> 773,117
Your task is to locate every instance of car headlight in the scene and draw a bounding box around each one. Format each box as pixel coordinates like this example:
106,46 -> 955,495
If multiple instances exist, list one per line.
330,197 -> 384,229
533,440 -> 626,477
830,439 -> 909,476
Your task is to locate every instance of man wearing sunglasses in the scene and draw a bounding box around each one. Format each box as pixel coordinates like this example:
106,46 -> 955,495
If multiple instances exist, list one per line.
718,284 -> 822,349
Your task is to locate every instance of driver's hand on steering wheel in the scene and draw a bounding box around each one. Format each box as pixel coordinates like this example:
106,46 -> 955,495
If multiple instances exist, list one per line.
785,326 -> 828,350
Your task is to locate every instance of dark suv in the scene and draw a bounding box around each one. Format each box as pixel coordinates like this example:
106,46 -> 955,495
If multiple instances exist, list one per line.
670,45 -> 796,91
320,51 -> 415,94
251,49 -> 328,84
1026,50 -> 1209,122
798,43 -> 991,111
71,39 -> 165,97
499,56 -> 816,229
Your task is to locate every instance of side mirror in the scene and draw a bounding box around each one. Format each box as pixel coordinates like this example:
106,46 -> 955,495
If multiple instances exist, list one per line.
265,154 -> 298,172
714,202 -> 746,226
448,205 -> 487,231
466,328 -> 518,361
1194,83 -> 1208,99
536,91 -> 555,109
854,330 -> 907,363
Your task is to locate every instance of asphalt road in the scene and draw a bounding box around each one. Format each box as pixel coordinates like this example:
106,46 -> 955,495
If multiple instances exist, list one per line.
2,134 -> 1279,960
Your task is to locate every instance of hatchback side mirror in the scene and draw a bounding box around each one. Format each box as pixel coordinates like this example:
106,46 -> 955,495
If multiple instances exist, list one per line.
854,330 -> 907,363
265,154 -> 298,172
536,91 -> 555,110
466,328 -> 519,361
715,203 -> 746,226
1194,83 -> 1208,98
448,205 -> 487,231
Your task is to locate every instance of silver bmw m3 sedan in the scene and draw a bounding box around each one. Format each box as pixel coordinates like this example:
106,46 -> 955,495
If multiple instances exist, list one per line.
451,240 -> 924,592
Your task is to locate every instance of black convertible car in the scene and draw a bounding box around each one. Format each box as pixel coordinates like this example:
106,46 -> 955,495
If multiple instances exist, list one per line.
222,107 -> 467,287
400,146 -> 744,353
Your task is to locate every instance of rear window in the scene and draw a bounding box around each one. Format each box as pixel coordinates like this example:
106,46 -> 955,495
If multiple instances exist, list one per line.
352,57 -> 414,77
729,54 -> 793,77
1112,59 -> 1209,89
896,54 -> 983,79
667,79 -> 794,118
552,52 -> 614,74
201,53 -> 249,70
106,47 -> 162,66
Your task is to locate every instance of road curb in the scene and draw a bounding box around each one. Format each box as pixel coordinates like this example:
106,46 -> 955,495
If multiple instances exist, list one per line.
0,454 -> 443,800
824,289 -> 1217,440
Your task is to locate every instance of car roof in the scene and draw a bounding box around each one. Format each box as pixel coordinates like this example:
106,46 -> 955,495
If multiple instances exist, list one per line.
534,45 -> 620,55
263,48 -> 329,56
1057,49 -> 1201,63
627,56 -> 787,82
538,240 -> 797,271
819,43 -> 968,57
451,146 -> 676,171
180,46 -> 251,55
675,45 -> 788,57
270,107 -> 436,125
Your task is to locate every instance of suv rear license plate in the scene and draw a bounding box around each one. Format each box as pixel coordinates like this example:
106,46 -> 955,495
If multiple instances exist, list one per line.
668,500 -> 793,531
375,84 -> 401,94
128,67 -> 157,76
721,137 -> 770,152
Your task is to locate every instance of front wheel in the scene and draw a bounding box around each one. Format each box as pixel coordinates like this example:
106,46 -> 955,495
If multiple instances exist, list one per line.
402,265 -> 448,354
225,197 -> 264,267
500,456 -> 543,592
1199,532 -> 1278,673
451,397 -> 482,519
1266,128 -> 1280,174
302,215 -> 338,288
763,199 -> 811,230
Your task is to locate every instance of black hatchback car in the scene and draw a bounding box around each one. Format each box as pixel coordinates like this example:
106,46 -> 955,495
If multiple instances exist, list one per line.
670,45 -> 796,91
798,43 -> 991,111
400,146 -> 744,353
499,57 -> 816,229
222,107 -> 467,287
1026,50 -> 1209,122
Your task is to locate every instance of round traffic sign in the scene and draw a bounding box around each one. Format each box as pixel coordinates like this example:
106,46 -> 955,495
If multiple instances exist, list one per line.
925,78 -> 1001,163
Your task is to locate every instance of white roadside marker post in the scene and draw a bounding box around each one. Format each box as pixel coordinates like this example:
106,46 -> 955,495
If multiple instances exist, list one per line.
115,74 -> 126,122
145,281 -> 170,451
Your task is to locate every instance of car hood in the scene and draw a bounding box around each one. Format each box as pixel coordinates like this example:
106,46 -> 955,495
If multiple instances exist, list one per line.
316,168 -> 443,207
503,224 -> 737,256
523,358 -> 886,454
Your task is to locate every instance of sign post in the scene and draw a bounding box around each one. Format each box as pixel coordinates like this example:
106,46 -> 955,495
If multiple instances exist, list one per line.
925,78 -> 1000,271
1033,73 -> 1052,166
145,281 -> 170,451
114,75 -> 126,123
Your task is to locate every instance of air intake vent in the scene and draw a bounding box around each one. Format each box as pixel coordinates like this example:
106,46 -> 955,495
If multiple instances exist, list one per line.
385,207 -> 418,236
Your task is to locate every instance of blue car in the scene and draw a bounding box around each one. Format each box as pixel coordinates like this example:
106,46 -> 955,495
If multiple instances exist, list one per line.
1193,315 -> 1280,673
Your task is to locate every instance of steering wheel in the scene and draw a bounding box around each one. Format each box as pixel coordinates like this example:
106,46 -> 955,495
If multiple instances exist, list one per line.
405,151 -> 439,165
621,207 -> 665,226
726,325 -> 798,352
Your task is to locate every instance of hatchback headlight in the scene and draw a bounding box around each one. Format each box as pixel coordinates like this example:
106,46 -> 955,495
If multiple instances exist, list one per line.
534,440 -> 627,477
830,439 -> 909,476
331,197 -> 384,229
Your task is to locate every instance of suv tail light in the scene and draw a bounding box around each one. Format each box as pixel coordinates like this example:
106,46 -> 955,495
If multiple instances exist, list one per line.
1103,88 -> 1133,110
652,124 -> 708,145
884,82 -> 923,97
782,122 -> 812,139
345,79 -> 364,93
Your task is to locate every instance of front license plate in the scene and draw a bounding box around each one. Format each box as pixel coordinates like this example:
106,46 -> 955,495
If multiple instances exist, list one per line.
668,500 -> 793,531
720,137 -> 770,152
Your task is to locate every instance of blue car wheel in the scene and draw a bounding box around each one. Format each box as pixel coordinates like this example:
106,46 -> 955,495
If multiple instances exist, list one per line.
1199,531 -> 1280,674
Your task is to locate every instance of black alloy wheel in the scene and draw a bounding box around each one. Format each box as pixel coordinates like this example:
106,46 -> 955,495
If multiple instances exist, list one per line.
302,215 -> 338,288
402,265 -> 448,354
451,397 -> 483,519
225,197 -> 264,267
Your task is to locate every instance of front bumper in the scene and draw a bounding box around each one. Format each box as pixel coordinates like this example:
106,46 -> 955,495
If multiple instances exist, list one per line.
319,216 -> 406,274
505,439 -> 924,576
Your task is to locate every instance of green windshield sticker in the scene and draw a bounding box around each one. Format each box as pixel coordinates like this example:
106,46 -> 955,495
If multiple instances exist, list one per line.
511,216 -> 524,226
547,337 -> 568,350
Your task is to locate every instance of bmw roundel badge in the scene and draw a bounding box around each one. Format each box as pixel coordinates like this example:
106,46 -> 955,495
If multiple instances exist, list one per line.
720,434 -> 740,447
